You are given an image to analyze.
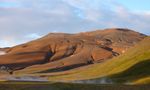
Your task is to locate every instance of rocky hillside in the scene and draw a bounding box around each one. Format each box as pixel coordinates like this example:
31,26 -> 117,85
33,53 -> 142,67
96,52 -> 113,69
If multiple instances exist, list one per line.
46,37 -> 150,84
0,28 -> 146,73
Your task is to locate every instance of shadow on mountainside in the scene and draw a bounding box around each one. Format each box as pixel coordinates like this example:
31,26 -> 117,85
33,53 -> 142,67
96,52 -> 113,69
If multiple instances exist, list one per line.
36,63 -> 88,73
108,59 -> 150,83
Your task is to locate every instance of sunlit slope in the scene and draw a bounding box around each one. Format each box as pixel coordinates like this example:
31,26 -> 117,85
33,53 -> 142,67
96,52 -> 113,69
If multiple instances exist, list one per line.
48,37 -> 150,84
1,28 -> 145,73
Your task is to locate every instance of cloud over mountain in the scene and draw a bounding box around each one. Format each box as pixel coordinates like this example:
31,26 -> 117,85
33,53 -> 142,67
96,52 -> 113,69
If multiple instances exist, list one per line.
0,0 -> 150,47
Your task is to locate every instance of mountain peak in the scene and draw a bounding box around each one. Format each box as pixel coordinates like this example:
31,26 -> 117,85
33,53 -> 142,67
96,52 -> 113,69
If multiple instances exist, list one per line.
0,28 -> 147,74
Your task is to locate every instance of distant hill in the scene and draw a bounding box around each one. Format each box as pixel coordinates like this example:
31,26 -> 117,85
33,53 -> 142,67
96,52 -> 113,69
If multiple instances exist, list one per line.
0,28 -> 146,75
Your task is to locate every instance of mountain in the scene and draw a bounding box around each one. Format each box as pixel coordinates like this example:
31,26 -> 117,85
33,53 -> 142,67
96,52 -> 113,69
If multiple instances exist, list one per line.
0,28 -> 146,74
47,37 -> 150,84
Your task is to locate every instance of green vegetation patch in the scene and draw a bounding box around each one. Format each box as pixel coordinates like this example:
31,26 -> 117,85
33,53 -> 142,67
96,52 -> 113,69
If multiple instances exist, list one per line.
0,82 -> 150,90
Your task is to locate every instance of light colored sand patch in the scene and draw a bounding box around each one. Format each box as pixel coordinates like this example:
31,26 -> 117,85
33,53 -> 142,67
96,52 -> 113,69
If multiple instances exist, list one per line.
0,51 -> 6,55
5,75 -> 49,82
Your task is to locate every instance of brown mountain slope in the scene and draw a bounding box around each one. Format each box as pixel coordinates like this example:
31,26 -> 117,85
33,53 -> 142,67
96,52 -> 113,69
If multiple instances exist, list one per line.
0,28 -> 146,74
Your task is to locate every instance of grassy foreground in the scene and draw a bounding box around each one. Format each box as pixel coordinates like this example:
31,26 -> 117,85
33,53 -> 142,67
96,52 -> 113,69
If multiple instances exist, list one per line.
0,81 -> 150,90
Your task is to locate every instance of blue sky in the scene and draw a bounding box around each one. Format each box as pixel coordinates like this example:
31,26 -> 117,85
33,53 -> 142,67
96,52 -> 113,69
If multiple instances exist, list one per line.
0,2 -> 17,7
0,0 -> 150,47
118,0 -> 150,11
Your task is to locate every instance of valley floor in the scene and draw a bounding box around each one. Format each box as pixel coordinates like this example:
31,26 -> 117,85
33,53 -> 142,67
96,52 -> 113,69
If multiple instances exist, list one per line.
0,81 -> 150,90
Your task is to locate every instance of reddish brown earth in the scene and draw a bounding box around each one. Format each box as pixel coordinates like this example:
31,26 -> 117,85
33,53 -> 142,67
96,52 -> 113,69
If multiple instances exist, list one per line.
0,28 -> 146,73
